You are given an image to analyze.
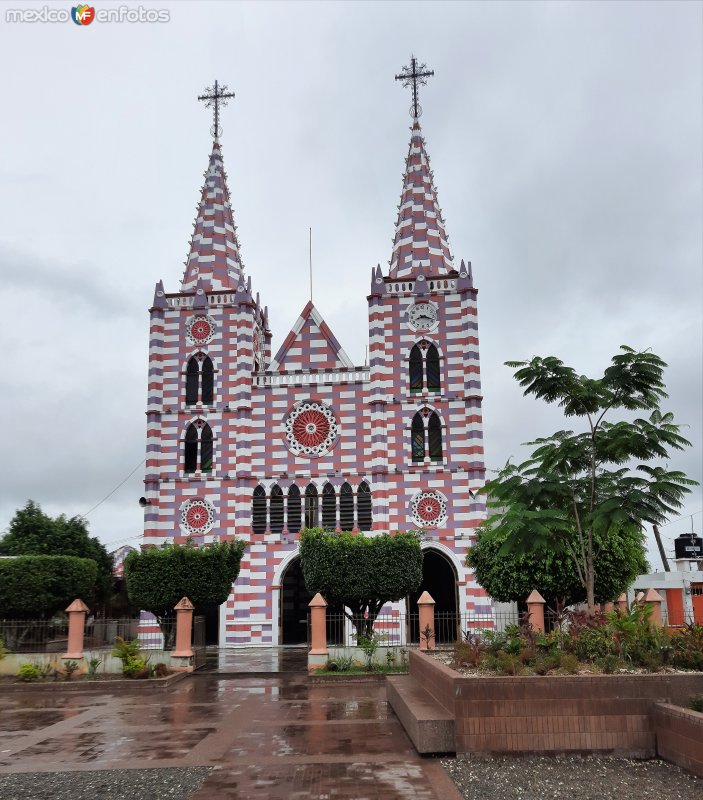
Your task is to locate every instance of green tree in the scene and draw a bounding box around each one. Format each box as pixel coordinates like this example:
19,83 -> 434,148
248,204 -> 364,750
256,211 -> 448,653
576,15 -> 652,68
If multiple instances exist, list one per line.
0,501 -> 113,608
299,528 -> 423,637
124,540 -> 246,627
467,522 -> 648,607
484,346 -> 696,611
0,555 -> 97,619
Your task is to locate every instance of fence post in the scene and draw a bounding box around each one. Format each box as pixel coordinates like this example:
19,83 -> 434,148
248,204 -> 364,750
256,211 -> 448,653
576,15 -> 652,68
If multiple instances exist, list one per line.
617,593 -> 628,613
308,593 -> 328,656
173,596 -> 194,657
642,588 -> 663,627
63,598 -> 89,660
418,591 -> 436,651
526,590 -> 545,633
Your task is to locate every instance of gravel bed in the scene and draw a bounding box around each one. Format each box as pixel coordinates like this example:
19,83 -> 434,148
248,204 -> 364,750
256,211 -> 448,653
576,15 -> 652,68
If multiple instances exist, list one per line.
441,755 -> 702,800
0,767 -> 211,800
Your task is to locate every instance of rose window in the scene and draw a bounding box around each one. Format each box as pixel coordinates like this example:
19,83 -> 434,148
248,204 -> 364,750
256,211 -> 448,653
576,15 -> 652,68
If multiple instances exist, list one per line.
284,401 -> 339,457
187,315 -> 216,345
180,499 -> 215,534
411,491 -> 447,527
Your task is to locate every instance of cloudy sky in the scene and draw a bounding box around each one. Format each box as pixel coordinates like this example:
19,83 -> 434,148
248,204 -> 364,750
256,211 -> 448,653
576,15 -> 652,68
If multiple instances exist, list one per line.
0,1 -> 700,568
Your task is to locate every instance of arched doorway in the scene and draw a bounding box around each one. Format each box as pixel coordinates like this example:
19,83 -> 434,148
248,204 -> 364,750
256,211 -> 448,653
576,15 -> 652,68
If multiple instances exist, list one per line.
408,549 -> 459,644
280,557 -> 313,645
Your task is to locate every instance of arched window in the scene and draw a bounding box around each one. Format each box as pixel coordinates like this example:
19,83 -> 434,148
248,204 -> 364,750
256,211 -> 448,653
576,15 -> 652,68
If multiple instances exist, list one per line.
252,485 -> 267,534
201,357 -> 214,405
184,424 -> 198,472
357,481 -> 372,532
186,358 -> 199,405
270,485 -> 284,534
287,485 -> 301,534
305,484 -> 319,529
428,412 -> 442,461
411,413 -> 425,462
200,423 -> 213,471
426,345 -> 440,392
322,483 -> 336,530
409,345 -> 424,393
339,482 -> 354,531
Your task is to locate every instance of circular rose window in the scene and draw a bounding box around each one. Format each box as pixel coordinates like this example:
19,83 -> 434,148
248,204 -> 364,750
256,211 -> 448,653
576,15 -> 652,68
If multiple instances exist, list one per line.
411,491 -> 448,528
180,499 -> 215,534
284,401 -> 339,457
187,315 -> 216,345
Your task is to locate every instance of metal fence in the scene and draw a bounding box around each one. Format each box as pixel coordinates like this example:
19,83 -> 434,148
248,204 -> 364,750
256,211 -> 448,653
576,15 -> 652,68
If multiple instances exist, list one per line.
84,618 -> 140,649
192,615 -> 206,669
0,619 -> 69,653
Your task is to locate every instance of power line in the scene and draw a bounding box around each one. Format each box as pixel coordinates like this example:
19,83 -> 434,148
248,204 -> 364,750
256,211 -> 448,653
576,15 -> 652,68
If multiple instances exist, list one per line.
79,458 -> 145,520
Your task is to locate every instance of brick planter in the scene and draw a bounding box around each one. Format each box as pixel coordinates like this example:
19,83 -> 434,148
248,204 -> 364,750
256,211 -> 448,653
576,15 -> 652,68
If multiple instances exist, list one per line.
400,650 -> 703,759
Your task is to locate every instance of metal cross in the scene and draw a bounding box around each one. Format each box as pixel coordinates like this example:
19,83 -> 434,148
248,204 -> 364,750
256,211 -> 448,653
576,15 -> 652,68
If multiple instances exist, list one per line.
395,56 -> 434,119
198,80 -> 235,139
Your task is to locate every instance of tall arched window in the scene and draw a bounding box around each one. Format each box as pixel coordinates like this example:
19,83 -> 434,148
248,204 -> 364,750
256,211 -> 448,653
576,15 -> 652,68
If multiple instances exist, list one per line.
270,485 -> 284,534
305,485 -> 319,529
200,423 -> 213,471
201,357 -> 214,405
184,424 -> 198,472
426,345 -> 440,392
411,413 -> 425,462
357,481 -> 372,532
428,412 -> 442,461
185,355 -> 215,405
339,482 -> 354,531
252,485 -> 267,534
287,485 -> 302,534
186,358 -> 199,405
409,345 -> 424,393
322,483 -> 336,530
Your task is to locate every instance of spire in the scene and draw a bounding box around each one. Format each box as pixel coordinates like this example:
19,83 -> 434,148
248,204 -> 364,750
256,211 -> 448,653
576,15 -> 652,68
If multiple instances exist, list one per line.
180,140 -> 245,292
388,120 -> 454,279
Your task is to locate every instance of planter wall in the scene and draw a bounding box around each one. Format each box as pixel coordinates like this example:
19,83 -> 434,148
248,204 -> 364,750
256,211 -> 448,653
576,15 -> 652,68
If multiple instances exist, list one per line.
407,650 -> 703,759
654,703 -> 703,777
0,649 -> 193,676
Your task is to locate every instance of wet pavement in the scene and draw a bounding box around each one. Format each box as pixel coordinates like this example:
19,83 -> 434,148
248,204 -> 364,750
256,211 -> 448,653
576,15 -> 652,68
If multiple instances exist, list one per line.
0,649 -> 460,799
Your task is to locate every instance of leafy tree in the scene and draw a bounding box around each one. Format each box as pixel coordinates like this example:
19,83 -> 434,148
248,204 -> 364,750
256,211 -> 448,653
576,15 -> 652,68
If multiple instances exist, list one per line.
124,540 -> 246,626
299,528 -> 423,637
0,501 -> 113,608
467,522 -> 648,607
0,555 -> 97,619
484,346 -> 696,611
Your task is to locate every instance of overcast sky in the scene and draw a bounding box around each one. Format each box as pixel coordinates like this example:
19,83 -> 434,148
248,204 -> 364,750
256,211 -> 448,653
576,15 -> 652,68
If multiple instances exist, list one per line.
0,1 -> 700,569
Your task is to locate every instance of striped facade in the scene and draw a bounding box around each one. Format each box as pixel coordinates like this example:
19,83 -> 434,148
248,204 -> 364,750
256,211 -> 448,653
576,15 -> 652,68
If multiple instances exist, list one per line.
142,119 -> 490,646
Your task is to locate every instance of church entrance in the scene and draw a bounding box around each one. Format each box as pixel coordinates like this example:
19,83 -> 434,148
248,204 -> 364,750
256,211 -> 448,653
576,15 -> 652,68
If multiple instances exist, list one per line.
408,549 -> 459,644
280,557 -> 313,645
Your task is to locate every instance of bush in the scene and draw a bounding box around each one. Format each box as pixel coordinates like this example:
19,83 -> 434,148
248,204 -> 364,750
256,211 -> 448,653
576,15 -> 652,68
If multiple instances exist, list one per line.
670,624 -> 703,671
688,694 -> 703,713
17,663 -> 41,682
559,654 -> 580,674
0,556 -> 97,619
496,653 -> 523,676
122,656 -> 149,678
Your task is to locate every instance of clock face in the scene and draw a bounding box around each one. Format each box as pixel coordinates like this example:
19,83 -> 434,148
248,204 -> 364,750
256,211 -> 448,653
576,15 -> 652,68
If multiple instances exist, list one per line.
408,302 -> 438,332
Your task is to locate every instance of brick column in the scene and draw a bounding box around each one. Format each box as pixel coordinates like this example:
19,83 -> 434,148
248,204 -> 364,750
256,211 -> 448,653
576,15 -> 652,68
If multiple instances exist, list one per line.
526,590 -> 546,633
617,593 -> 628,613
418,591 -> 435,651
642,588 -> 663,627
308,593 -> 328,656
173,596 -> 194,657
63,599 -> 89,660
603,601 -> 615,613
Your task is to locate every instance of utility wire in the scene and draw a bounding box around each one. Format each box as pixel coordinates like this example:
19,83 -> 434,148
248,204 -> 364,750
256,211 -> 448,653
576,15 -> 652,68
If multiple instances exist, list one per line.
79,458 -> 145,520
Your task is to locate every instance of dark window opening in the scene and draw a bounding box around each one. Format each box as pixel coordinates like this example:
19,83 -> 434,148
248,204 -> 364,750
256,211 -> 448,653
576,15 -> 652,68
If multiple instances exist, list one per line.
357,481 -> 372,532
411,413 -> 425,462
322,483 -> 336,530
428,412 -> 442,461
200,423 -> 213,471
339,482 -> 354,531
184,424 -> 198,472
409,344 -> 423,392
201,357 -> 214,405
287,485 -> 302,534
252,485 -> 267,534
270,485 -> 284,534
305,485 -> 319,529
426,345 -> 440,392
185,358 -> 199,405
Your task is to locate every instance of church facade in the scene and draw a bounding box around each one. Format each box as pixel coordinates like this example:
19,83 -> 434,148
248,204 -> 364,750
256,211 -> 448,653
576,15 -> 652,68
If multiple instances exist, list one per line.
142,71 -> 490,647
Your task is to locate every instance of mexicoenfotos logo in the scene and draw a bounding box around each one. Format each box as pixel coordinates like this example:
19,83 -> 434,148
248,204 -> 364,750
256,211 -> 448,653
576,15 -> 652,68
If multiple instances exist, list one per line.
71,5 -> 95,25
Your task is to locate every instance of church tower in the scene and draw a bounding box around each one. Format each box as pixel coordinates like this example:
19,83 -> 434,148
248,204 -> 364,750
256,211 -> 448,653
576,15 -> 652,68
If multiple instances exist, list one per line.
142,65 -> 490,647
